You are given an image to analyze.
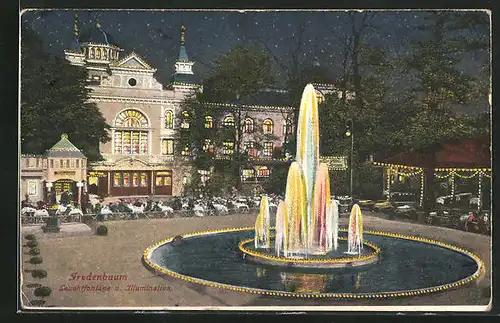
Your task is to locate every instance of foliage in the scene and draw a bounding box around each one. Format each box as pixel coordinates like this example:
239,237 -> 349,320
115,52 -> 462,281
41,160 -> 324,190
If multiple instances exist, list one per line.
20,22 -> 110,160
31,269 -> 48,279
177,44 -> 276,192
396,11 -> 490,151
24,234 -> 37,241
262,163 -> 290,195
29,247 -> 40,256
203,44 -> 274,101
26,241 -> 39,248
34,286 -> 52,298
29,256 -> 43,266
96,225 -> 108,236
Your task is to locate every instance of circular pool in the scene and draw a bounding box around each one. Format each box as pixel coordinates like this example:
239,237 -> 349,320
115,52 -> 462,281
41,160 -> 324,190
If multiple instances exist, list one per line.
143,227 -> 484,299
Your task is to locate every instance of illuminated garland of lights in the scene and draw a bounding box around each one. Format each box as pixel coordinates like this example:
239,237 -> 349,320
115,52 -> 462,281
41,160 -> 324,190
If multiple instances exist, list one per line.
397,168 -> 423,177
420,172 -> 424,207
203,101 -> 295,111
142,227 -> 484,300
478,172 -> 482,211
386,167 -> 391,198
238,238 -> 380,264
434,172 -> 452,179
451,172 -> 455,197
454,170 -> 480,179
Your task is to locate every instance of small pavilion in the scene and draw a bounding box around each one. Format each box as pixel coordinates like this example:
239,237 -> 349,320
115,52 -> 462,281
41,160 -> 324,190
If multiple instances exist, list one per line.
373,137 -> 491,211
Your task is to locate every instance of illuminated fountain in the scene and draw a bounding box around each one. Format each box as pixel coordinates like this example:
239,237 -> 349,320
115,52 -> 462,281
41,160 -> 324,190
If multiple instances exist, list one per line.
256,84 -> 365,261
143,84 -> 485,299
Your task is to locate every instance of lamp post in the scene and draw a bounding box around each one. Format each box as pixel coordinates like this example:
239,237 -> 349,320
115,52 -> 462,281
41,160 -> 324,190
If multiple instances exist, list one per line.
345,118 -> 354,200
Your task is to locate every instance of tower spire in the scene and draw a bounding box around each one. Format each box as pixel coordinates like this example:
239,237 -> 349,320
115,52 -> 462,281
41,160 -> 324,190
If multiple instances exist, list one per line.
180,24 -> 185,45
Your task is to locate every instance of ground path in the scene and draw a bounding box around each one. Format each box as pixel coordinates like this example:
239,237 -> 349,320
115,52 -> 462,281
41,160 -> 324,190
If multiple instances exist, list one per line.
21,212 -> 491,309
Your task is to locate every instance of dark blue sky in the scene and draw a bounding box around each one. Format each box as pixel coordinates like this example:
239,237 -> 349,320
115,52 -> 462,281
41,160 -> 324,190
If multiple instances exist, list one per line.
21,9 -> 490,112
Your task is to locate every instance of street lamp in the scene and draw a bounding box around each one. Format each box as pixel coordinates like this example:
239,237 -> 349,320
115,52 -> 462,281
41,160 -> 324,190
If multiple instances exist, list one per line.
345,118 -> 354,200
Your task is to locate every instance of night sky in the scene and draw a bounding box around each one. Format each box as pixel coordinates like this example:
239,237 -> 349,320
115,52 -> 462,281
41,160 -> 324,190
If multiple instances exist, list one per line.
20,9 -> 490,113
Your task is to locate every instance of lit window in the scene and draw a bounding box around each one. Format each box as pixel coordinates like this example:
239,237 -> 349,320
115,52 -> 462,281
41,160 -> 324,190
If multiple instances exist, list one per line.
161,139 -> 174,155
242,169 -> 256,180
223,115 -> 235,127
113,173 -> 121,187
223,141 -> 234,155
198,169 -> 211,183
115,109 -> 148,128
140,173 -> 148,187
263,142 -> 273,157
205,116 -> 213,129
181,111 -> 190,129
257,166 -> 270,177
244,118 -> 254,132
263,119 -> 274,134
283,121 -> 293,135
132,173 -> 139,187
165,110 -> 174,129
244,141 -> 257,156
123,173 -> 130,187
203,139 -> 214,153
114,131 -> 148,154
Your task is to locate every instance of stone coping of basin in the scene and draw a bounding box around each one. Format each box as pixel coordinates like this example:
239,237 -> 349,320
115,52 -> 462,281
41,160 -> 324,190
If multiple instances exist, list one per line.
142,226 -> 485,299
238,237 -> 380,269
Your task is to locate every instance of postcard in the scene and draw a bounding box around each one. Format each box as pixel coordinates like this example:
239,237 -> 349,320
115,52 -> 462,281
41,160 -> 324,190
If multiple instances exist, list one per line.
18,8 -> 492,312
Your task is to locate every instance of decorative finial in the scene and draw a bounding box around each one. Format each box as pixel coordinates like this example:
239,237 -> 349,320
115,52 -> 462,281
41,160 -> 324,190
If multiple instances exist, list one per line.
61,133 -> 68,139
180,25 -> 185,45
73,13 -> 79,38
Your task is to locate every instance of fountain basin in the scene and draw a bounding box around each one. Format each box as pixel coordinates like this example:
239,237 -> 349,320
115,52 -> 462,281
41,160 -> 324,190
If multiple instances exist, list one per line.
239,238 -> 380,269
143,227 -> 484,299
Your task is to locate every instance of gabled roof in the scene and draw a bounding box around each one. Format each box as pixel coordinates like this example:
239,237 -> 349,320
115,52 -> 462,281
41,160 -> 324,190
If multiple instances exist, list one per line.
112,51 -> 154,70
44,134 -> 86,158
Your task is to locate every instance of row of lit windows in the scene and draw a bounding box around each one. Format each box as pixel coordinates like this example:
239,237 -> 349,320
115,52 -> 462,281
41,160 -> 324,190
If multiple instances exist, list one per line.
166,110 -> 292,135
24,158 -> 85,169
242,167 -> 271,179
112,172 -> 173,188
113,131 -> 148,155
160,139 -> 274,157
114,109 -> 293,136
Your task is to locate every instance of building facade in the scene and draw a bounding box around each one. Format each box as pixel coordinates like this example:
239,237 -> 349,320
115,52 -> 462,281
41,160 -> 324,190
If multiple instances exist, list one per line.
62,22 -> 346,198
20,134 -> 87,204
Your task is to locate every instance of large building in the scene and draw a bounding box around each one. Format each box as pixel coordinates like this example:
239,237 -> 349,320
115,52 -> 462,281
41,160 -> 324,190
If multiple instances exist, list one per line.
62,22 -> 303,198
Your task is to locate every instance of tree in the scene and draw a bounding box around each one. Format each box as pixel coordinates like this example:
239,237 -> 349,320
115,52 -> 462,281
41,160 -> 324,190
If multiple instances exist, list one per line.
177,44 -> 276,193
396,11 -> 490,151
20,23 -> 110,161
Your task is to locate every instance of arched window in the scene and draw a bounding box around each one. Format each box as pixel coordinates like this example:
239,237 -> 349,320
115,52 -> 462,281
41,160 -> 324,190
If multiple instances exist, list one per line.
223,115 -> 235,127
181,111 -> 190,129
244,118 -> 254,133
205,116 -> 213,129
115,109 -> 149,128
263,119 -> 274,134
283,120 -> 293,135
114,109 -> 149,154
165,110 -> 174,129
96,48 -> 102,59
90,47 -> 95,59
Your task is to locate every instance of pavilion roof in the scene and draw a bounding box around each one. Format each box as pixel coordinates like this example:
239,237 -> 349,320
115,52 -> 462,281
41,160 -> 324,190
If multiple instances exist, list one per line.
377,137 -> 491,169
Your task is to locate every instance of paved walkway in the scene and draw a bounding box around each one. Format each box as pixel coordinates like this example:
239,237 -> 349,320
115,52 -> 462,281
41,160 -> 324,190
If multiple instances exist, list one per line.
20,212 -> 491,310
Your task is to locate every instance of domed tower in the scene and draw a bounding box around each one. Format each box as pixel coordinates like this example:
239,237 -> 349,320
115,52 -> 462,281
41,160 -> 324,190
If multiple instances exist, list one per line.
65,15 -> 124,85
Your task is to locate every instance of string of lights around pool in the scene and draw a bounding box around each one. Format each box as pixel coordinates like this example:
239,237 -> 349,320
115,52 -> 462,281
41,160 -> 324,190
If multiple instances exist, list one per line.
142,227 -> 485,299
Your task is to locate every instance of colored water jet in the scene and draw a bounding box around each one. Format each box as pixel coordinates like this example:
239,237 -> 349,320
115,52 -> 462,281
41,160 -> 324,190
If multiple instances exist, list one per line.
255,195 -> 271,249
347,204 -> 363,255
